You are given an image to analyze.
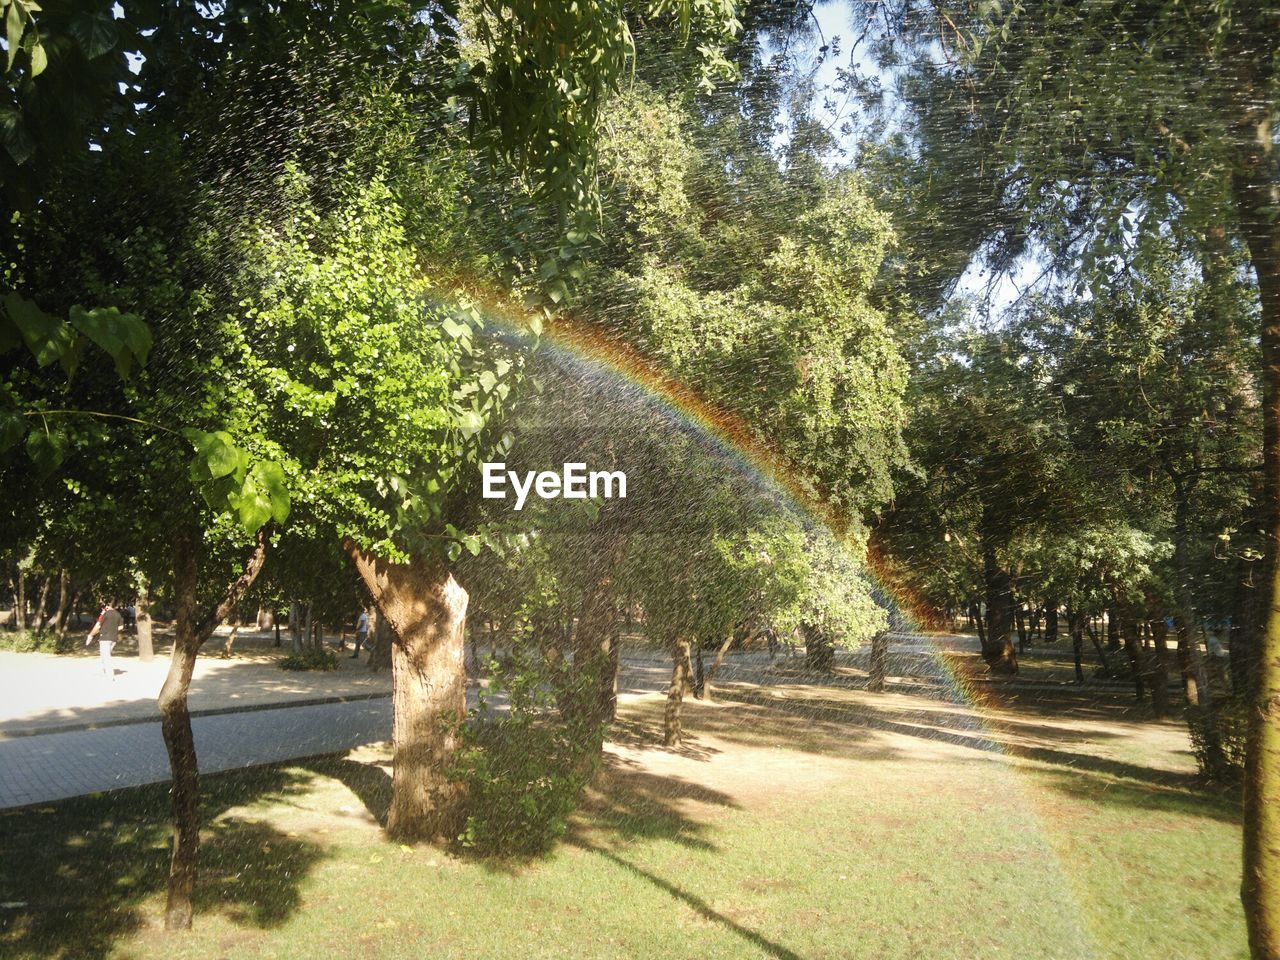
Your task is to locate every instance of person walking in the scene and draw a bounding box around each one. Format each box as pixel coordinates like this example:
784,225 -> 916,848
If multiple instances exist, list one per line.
351,608 -> 370,659
86,599 -> 124,680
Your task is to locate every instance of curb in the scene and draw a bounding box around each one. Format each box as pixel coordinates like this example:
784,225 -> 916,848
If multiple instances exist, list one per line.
0,690 -> 394,741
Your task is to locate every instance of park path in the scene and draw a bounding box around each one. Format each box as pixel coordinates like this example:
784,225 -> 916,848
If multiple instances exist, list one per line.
0,634 -> 978,810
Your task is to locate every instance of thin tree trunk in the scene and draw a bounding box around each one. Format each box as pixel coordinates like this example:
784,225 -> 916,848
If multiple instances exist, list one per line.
136,577 -> 154,661
564,537 -> 624,731
971,600 -> 986,648
703,632 -> 737,701
48,568 -> 69,634
1045,602 -> 1059,643
158,526 -> 268,930
982,534 -> 1018,674
1069,608 -> 1084,684
1149,620 -> 1172,718
1234,105 -> 1280,958
15,570 -> 25,632
664,637 -> 692,746
1120,618 -> 1145,702
1173,492 -> 1225,774
33,576 -> 50,630
868,629 -> 891,693
347,543 -> 467,842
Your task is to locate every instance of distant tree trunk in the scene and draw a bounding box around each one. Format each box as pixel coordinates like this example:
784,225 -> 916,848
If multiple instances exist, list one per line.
347,544 -> 467,842
33,576 -> 50,630
289,602 -> 303,654
981,534 -> 1018,674
703,632 -> 737,701
803,621 -> 835,671
664,636 -> 693,746
563,531 -> 625,732
868,630 -> 890,693
48,569 -> 69,634
15,570 -> 25,632
221,611 -> 240,658
970,600 -> 986,648
1014,601 -> 1027,653
1172,491 -> 1225,775
1068,607 -> 1084,684
158,526 -> 268,931
692,642 -> 706,698
1045,602 -> 1059,643
274,618 -> 281,648
1120,618 -> 1145,701
1147,620 -> 1172,718
136,578 -> 154,661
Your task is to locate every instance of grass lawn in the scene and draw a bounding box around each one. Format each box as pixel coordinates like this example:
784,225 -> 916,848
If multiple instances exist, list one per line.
0,675 -> 1246,960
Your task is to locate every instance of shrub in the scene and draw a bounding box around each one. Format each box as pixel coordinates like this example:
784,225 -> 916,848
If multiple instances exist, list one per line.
453,655 -> 600,856
278,649 -> 338,671
1187,694 -> 1248,780
7,629 -> 77,654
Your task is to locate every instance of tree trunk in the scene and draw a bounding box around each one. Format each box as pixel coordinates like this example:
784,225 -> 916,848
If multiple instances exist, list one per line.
1045,602 -> 1059,643
158,526 -> 268,930
971,600 -> 986,648
664,637 -> 692,746
15,570 -> 25,632
33,576 -> 50,630
982,536 -> 1018,674
1069,608 -> 1084,684
368,611 -> 393,672
1173,492 -> 1225,774
136,578 -> 154,662
347,543 -> 467,843
48,568 -> 69,634
692,642 -> 705,698
1120,618 -> 1145,702
868,629 -> 891,693
563,534 -> 624,731
1014,601 -> 1027,653
1149,620 -> 1172,718
703,632 -> 737,701
1234,106 -> 1280,959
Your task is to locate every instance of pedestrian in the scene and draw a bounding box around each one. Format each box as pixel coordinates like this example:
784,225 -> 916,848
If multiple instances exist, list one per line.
351,608 -> 370,659
86,599 -> 124,680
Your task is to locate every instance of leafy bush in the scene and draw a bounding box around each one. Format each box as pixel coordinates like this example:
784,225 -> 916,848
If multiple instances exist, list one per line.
1188,694 -> 1248,780
453,655 -> 600,856
278,649 -> 338,672
7,629 -> 77,654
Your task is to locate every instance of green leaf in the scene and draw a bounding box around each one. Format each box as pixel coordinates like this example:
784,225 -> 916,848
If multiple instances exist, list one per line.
26,428 -> 68,477
3,293 -> 74,367
29,41 -> 46,77
68,12 -> 117,59
6,3 -> 24,72
456,409 -> 484,438
227,460 -> 290,534
0,408 -> 26,452
182,428 -> 247,483
69,305 -> 150,378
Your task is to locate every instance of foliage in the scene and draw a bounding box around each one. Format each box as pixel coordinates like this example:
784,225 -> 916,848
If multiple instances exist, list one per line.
278,648 -> 338,672
454,654 -> 598,856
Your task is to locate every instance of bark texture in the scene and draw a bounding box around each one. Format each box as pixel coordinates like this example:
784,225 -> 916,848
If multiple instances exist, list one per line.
1235,104 -> 1280,960
158,527 -> 268,930
347,543 -> 468,843
664,637 -> 693,746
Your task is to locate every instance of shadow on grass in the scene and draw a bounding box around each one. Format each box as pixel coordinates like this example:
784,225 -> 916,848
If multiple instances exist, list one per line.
712,689 -> 1208,791
0,764 -> 329,960
578,843 -> 805,960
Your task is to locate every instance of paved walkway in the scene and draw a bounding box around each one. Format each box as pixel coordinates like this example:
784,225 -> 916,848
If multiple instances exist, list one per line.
0,634 -> 392,737
0,632 -> 979,810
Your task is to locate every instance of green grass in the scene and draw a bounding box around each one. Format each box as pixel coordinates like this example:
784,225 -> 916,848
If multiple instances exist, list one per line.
0,689 -> 1248,960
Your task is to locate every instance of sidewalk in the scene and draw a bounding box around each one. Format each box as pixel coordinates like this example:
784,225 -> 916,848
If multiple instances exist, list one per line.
0,629 -> 392,739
